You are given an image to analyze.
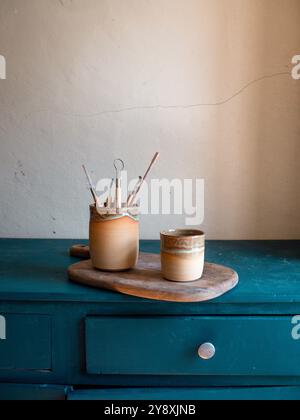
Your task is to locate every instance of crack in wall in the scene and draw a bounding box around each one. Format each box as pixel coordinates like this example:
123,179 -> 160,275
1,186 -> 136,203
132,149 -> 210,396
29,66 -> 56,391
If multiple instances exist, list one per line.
25,71 -> 290,119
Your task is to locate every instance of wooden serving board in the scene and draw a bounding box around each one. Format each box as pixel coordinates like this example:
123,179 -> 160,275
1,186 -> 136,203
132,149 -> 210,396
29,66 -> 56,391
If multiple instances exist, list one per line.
70,244 -> 90,259
68,250 -> 239,303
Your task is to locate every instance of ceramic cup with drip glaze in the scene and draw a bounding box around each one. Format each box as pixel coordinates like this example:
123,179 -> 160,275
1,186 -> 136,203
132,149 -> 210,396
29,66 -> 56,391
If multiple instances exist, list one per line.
89,205 -> 139,271
161,229 -> 205,282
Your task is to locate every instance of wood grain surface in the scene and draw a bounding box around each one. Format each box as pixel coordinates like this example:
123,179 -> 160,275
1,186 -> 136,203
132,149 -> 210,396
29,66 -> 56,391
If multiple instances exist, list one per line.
70,244 -> 90,259
68,253 -> 239,303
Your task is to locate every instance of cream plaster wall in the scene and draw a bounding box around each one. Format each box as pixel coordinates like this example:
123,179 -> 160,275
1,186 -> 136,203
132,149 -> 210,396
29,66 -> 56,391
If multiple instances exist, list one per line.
0,0 -> 299,239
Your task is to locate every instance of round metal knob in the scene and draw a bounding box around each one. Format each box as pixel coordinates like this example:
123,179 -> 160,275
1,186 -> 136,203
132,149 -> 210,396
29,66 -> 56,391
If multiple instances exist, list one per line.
198,343 -> 216,360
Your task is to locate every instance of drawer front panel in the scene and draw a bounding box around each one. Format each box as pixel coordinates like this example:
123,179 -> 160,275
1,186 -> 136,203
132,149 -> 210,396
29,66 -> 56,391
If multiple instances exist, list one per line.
0,314 -> 52,371
86,316 -> 299,376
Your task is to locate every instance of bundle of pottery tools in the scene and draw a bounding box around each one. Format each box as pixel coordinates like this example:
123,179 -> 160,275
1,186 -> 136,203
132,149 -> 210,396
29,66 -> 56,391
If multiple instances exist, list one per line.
82,152 -> 160,216
82,153 -> 160,272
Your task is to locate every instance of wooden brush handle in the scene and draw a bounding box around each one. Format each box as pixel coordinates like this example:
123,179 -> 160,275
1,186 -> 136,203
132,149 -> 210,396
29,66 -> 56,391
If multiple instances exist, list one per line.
130,152 -> 160,205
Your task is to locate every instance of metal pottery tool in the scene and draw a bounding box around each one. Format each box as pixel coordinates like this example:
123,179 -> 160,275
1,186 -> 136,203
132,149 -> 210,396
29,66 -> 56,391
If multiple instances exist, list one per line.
114,159 -> 125,213
82,165 -> 100,207
128,152 -> 160,206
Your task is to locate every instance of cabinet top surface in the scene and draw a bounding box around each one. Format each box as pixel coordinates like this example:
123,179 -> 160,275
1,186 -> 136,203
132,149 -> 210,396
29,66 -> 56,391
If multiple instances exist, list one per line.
0,239 -> 299,307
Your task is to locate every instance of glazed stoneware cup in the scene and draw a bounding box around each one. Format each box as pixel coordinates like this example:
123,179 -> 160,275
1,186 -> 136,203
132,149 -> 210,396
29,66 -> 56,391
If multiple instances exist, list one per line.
89,205 -> 139,271
161,229 -> 205,282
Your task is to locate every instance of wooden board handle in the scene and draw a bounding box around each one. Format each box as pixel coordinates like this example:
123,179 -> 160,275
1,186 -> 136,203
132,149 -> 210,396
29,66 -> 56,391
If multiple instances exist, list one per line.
70,245 -> 90,259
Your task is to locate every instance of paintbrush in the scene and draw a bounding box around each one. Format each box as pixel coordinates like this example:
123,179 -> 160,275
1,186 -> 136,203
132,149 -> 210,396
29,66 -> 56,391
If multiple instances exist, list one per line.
105,178 -> 115,208
128,152 -> 160,206
126,176 -> 143,207
82,165 -> 99,206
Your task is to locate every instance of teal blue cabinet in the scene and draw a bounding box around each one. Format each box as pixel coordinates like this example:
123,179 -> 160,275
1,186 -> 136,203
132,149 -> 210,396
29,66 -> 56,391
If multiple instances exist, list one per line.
0,239 -> 300,400
68,387 -> 300,401
0,384 -> 69,401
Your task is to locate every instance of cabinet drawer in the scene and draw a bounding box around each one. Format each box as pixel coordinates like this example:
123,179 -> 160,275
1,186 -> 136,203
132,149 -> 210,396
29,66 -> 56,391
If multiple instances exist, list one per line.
0,314 -> 52,371
86,316 -> 299,376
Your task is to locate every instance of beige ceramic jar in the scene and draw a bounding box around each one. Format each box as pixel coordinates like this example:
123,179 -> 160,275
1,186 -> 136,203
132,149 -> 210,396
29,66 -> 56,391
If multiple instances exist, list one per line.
161,229 -> 205,282
89,205 -> 139,271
